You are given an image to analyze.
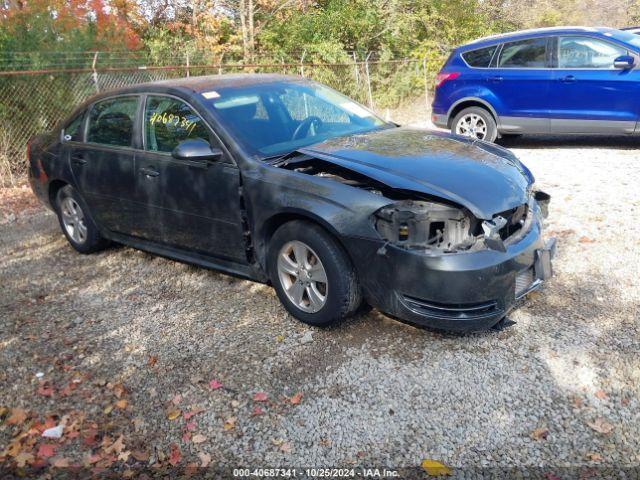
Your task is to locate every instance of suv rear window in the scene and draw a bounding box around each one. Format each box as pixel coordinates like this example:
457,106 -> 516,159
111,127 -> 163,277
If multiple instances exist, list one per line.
462,46 -> 498,67
498,38 -> 547,68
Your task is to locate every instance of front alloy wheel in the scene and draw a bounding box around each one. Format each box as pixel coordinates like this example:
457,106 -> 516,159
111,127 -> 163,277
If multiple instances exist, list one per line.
277,240 -> 328,313
268,220 -> 363,326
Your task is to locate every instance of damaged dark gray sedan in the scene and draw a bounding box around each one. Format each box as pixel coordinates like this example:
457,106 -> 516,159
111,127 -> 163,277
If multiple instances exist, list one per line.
28,74 -> 556,332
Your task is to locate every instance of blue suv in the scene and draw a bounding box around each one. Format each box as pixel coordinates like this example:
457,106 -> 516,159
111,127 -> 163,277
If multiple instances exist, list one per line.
432,27 -> 640,142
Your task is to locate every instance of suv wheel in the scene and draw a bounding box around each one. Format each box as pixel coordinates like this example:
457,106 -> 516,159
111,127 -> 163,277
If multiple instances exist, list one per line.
452,107 -> 497,142
268,220 -> 362,327
56,185 -> 109,254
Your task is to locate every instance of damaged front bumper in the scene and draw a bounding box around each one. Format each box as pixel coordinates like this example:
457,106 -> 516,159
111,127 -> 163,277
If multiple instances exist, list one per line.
344,215 -> 556,332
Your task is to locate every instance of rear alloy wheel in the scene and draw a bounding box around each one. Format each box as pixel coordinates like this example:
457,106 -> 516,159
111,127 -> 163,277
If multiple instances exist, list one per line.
268,220 -> 362,327
452,107 -> 497,142
56,185 -> 108,254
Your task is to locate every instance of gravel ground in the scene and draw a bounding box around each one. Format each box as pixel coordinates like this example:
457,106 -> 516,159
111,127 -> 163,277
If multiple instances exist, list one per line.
1,134 -> 639,478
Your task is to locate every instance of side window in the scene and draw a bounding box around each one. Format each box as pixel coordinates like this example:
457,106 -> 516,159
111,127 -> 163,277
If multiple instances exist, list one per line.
63,113 -> 85,142
144,96 -> 211,153
558,36 -> 626,69
498,38 -> 547,68
462,46 -> 498,67
87,97 -> 138,147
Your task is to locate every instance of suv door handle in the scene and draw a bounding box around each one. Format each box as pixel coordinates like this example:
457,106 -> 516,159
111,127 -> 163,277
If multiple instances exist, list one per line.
560,75 -> 576,83
139,167 -> 160,178
488,76 -> 503,83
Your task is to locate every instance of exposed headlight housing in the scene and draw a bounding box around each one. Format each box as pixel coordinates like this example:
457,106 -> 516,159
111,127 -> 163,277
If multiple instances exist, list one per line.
373,200 -> 478,252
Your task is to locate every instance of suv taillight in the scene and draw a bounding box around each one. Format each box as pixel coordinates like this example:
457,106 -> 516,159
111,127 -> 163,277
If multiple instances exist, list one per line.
435,72 -> 460,88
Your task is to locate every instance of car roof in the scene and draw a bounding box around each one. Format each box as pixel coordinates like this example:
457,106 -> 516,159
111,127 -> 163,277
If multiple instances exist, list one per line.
90,73 -> 305,99
457,26 -> 617,51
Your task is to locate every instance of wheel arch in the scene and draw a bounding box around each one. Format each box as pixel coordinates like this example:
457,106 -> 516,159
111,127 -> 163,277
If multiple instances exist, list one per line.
48,179 -> 69,209
447,98 -> 499,129
255,209 -> 352,273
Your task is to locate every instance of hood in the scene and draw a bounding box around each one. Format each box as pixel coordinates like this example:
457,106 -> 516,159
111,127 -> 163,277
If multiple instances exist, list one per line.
298,127 -> 533,219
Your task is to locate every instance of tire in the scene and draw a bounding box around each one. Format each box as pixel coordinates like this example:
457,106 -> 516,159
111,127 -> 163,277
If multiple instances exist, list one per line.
268,220 -> 362,327
55,185 -> 109,254
451,106 -> 498,143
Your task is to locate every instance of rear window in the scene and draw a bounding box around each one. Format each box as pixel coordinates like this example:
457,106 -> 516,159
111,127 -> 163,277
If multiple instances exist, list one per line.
498,38 -> 547,68
462,46 -> 498,67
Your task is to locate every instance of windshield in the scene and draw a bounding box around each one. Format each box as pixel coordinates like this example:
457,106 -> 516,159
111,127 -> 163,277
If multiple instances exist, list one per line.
203,81 -> 388,158
606,29 -> 640,51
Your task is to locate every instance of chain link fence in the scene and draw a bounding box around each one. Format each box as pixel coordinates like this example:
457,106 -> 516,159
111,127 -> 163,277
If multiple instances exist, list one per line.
0,58 -> 431,186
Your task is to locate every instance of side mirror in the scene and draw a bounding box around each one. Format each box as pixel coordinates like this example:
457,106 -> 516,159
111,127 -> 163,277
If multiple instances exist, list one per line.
613,55 -> 634,69
172,139 -> 223,162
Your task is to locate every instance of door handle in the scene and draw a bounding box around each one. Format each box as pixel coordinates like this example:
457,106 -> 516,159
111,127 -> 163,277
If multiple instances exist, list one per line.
488,76 -> 503,83
560,75 -> 576,83
71,153 -> 86,166
139,167 -> 160,178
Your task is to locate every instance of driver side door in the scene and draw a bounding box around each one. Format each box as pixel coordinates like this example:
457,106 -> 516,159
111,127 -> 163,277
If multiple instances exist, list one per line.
134,94 -> 246,262
549,35 -> 639,133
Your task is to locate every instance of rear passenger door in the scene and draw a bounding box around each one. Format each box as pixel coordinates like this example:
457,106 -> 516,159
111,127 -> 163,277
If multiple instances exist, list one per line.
69,95 -> 140,234
489,37 -> 552,133
548,36 -> 639,133
134,94 -> 246,261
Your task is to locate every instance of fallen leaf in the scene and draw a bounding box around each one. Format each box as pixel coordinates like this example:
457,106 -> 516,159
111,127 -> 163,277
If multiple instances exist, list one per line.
103,405 -> 114,415
198,452 -> 211,468
208,379 -> 223,390
571,396 -> 583,409
231,400 -> 240,408
84,453 -> 102,466
112,383 -> 127,399
15,451 -> 35,468
223,417 -> 236,431
37,384 -> 54,397
192,434 -> 207,444
251,406 -> 264,416
578,236 -> 595,244
586,452 -> 603,462
6,408 -> 27,425
587,418 -> 614,435
147,355 -> 158,367
183,407 -> 205,421
131,450 -> 149,462
253,392 -> 268,402
421,459 -> 452,476
168,444 -> 181,466
118,450 -> 131,462
275,335 -> 284,342
181,432 -> 191,443
290,392 -> 303,405
271,438 -> 283,446
115,399 -> 128,410
280,442 -> 292,453
51,457 -> 69,468
185,421 -> 197,432
37,443 -> 59,459
530,427 -> 549,440
82,429 -> 99,447
166,409 -> 181,421
104,435 -> 125,455
42,424 -> 64,439
172,394 -> 182,406
594,390 -> 608,400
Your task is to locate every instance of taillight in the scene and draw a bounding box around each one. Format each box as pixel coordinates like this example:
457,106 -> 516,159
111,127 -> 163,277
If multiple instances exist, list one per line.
435,71 -> 460,88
